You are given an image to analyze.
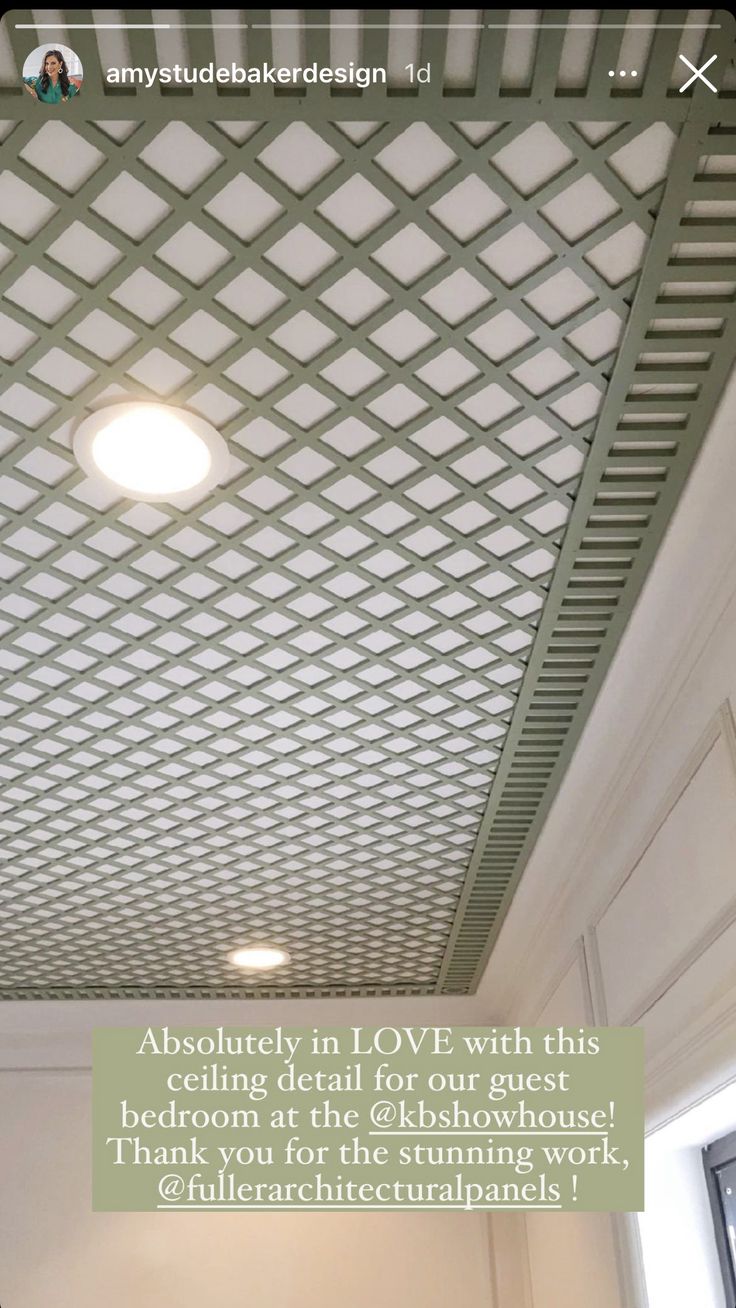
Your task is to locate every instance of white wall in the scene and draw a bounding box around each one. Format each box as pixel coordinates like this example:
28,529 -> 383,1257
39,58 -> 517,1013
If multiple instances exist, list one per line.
0,995 -> 496,1308
0,1071 -> 494,1308
480,365 -> 736,1308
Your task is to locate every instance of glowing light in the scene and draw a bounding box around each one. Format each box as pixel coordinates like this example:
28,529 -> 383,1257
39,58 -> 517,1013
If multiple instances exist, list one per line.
228,947 -> 291,971
73,403 -> 228,501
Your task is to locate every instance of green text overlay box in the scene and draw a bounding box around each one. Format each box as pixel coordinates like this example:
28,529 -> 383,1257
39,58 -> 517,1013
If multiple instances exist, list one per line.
93,1025 -> 643,1212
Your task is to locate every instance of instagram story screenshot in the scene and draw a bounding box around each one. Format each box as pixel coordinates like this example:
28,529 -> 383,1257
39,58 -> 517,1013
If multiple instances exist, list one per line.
0,8 -> 735,1308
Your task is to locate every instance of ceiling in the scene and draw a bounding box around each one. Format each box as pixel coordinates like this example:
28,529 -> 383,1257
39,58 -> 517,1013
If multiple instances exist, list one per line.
0,9 -> 735,999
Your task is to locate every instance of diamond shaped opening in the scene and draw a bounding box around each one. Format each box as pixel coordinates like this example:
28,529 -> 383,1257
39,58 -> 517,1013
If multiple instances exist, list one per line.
4,267 -> 78,324
374,123 -> 457,197
321,476 -> 377,511
285,550 -> 333,581
360,550 -> 408,580
510,347 -> 577,396
414,348 -> 481,398
323,525 -> 372,557
536,445 -> 585,485
20,121 -> 106,193
224,349 -> 290,398
279,448 -> 337,486
93,122 -> 143,145
363,502 -> 418,538
186,384 -> 244,428
215,270 -> 287,326
457,383 -> 520,430
565,308 -> 623,363
585,222 -> 648,287
488,474 -> 543,510
540,174 -> 620,244
548,382 -> 603,429
5,525 -> 55,559
0,170 -> 58,239
451,448 -> 507,486
442,502 -> 495,535
29,347 -> 96,397
492,124 -> 574,196
204,174 -> 284,241
404,476 -> 459,511
607,123 -> 677,197
0,383 -> 58,430
156,222 -> 231,287
269,311 -> 338,363
109,268 -> 183,326
437,550 -> 485,580
366,385 -> 429,430
246,527 -> 295,558
369,311 -> 438,363
421,270 -> 493,326
523,267 -> 595,326
372,224 -> 446,288
169,311 -> 239,364
319,271 -> 390,325
333,121 -> 383,146
429,174 -> 508,242
214,120 -> 262,145
234,417 -> 292,459
321,418 -> 382,459
479,224 -> 553,287
265,224 -> 338,287
90,172 -> 171,240
573,121 -> 621,147
319,350 -> 385,397
453,121 -> 503,146
0,311 -> 37,363
480,525 -> 529,557
499,416 -> 559,457
46,221 -> 122,285
365,448 -> 422,486
239,476 -> 293,511
409,417 -> 469,458
139,122 -> 223,195
317,175 -> 396,242
402,525 -> 452,557
512,547 -> 556,579
125,348 -> 193,397
467,310 -> 537,363
274,385 -> 337,431
68,310 -> 138,364
523,501 -> 570,534
257,122 -> 341,195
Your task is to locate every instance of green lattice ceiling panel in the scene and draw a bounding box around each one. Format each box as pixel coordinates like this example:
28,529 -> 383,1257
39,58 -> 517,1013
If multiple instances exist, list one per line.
0,10 -> 734,997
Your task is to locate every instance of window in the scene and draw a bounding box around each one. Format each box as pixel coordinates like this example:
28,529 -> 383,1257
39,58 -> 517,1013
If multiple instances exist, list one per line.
703,1128 -> 736,1308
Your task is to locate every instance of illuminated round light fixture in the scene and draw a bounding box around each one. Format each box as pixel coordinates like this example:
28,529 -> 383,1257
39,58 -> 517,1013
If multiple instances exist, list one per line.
228,946 -> 291,972
73,402 -> 228,502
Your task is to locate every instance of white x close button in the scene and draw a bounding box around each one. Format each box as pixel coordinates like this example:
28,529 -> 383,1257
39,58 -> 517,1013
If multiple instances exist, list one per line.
678,53 -> 718,93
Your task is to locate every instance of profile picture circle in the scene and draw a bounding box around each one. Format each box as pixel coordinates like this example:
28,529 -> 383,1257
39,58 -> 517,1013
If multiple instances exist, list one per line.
22,44 -> 83,104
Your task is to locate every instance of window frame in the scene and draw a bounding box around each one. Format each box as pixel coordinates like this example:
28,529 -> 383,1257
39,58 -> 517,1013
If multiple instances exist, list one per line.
702,1127 -> 736,1308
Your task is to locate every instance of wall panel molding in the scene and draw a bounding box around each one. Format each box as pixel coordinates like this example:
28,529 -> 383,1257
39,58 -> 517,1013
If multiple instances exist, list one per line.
591,701 -> 736,1027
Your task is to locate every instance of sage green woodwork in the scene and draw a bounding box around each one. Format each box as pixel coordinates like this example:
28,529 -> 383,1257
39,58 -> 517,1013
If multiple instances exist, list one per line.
0,10 -> 734,996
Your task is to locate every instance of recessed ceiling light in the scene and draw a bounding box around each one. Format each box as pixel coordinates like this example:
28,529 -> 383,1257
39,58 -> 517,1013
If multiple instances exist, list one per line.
228,946 -> 291,972
72,402 -> 229,502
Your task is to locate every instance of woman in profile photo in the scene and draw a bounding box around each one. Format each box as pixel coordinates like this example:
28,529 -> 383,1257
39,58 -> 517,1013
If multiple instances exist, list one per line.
23,49 -> 79,103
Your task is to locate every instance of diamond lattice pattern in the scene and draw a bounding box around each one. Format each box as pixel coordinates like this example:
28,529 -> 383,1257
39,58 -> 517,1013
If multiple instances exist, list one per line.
0,115 -> 670,994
